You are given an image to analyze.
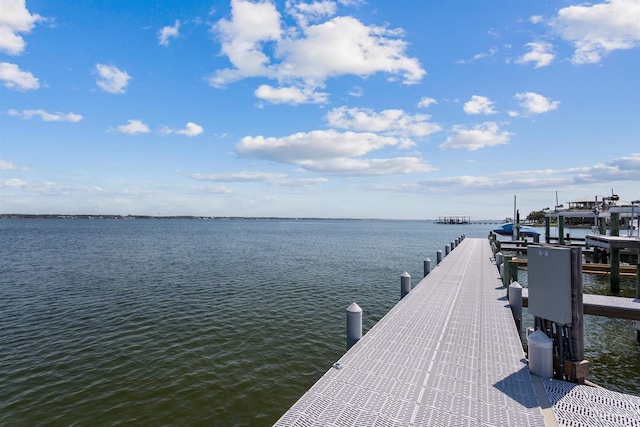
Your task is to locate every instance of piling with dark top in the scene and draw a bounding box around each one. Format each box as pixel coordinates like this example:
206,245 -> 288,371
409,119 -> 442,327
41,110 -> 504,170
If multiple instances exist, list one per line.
346,302 -> 362,350
401,272 -> 411,299
611,212 -> 621,294
559,215 -> 565,245
509,281 -> 522,338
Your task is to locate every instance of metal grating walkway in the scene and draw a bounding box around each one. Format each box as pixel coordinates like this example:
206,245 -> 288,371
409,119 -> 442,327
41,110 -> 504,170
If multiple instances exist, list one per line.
275,238 -> 546,426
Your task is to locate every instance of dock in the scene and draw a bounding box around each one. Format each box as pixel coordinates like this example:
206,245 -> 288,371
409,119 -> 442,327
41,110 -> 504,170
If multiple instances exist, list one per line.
275,238 -> 640,426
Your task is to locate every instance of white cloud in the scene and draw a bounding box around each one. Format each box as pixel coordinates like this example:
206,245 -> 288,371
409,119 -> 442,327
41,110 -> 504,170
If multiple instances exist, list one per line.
417,97 -> 437,108
8,109 -> 82,122
516,42 -> 555,68
158,20 -> 180,46
236,129 -> 433,176
191,171 -> 329,186
0,0 -> 43,55
439,122 -> 512,151
326,106 -> 441,138
203,185 -> 233,194
0,62 -> 39,90
161,122 -> 204,137
463,95 -> 496,115
95,64 -> 132,94
192,171 -> 287,182
418,153 -> 640,191
298,156 -> 435,176
285,0 -> 337,27
0,159 -> 23,170
530,15 -> 544,24
209,0 -> 425,102
115,119 -> 150,134
515,92 -> 560,114
237,130 -> 401,162
551,0 -> 640,64
348,86 -> 363,97
209,0 -> 282,86
254,84 -> 328,104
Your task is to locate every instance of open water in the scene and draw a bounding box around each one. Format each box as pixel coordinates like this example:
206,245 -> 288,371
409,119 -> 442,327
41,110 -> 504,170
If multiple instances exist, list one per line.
1,219 -> 638,426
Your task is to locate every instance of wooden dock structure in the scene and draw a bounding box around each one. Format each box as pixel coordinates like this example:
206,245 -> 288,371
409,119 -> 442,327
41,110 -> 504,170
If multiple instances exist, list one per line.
275,238 -> 640,426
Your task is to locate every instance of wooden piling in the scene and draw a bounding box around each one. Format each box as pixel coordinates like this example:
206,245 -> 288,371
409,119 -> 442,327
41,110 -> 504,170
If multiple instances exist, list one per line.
559,215 -> 565,245
570,246 -> 587,383
611,212 -> 621,294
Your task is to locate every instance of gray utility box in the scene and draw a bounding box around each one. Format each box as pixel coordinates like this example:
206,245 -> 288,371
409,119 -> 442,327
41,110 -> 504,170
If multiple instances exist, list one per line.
527,245 -> 572,325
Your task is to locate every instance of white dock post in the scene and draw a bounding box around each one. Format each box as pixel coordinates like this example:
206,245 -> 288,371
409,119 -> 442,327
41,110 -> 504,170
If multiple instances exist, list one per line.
436,250 -> 443,265
509,281 -> 522,338
496,252 -> 503,271
424,258 -> 431,277
401,272 -> 411,299
445,244 -> 450,256
346,302 -> 362,350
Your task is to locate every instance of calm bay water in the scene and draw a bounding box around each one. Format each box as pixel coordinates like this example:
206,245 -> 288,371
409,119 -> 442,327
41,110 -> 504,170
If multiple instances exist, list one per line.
1,219 -> 638,426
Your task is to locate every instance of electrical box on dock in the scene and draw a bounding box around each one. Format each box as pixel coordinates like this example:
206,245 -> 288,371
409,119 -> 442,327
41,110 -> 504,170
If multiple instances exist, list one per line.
527,245 -> 572,325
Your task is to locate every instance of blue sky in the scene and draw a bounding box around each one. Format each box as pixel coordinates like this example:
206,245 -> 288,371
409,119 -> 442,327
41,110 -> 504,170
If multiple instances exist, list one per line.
1,0 -> 638,219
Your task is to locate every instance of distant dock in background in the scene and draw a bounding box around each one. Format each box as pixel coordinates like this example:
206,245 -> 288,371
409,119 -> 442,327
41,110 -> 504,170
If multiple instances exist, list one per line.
435,215 -> 501,225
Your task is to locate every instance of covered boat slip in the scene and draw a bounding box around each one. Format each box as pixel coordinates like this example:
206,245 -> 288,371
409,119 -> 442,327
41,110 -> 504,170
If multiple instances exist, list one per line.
276,238 -> 546,426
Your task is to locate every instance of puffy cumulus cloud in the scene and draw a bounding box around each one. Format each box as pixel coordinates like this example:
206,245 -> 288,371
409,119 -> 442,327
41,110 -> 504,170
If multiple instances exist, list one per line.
115,119 -> 150,134
463,95 -> 496,115
8,109 -> 82,122
209,0 -> 425,103
158,20 -> 180,46
236,129 -> 433,176
254,84 -> 328,104
160,122 -> 204,137
209,0 -> 282,86
515,92 -> 560,114
551,0 -> 640,64
0,0 -> 43,55
276,16 -> 424,84
0,61 -> 39,90
95,64 -> 131,94
516,42 -> 555,68
237,130 -> 402,162
417,97 -> 437,108
326,106 -> 441,138
439,122 -> 512,151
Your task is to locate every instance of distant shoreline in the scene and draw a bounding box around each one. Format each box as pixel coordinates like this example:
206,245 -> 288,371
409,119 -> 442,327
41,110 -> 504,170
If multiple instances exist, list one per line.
0,214 -> 505,222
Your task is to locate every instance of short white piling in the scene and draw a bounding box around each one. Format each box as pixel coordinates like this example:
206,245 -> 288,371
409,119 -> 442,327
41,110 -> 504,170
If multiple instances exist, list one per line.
436,250 -> 443,265
496,252 -> 503,271
401,272 -> 411,299
445,244 -> 450,256
509,281 -> 522,337
346,302 -> 362,350
424,258 -> 432,277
